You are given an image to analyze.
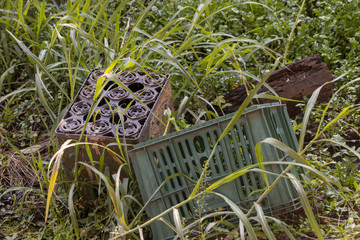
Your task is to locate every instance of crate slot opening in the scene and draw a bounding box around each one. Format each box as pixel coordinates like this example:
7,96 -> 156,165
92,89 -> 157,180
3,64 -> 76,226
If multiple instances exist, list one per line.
110,114 -> 127,125
193,136 -> 205,153
83,113 -> 101,122
104,81 -> 118,90
99,97 -> 111,106
128,83 -> 144,92
119,98 -> 136,108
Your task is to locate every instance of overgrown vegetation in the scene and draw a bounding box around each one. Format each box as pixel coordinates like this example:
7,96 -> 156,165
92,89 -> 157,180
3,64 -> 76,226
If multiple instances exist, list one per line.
1,0 -> 360,239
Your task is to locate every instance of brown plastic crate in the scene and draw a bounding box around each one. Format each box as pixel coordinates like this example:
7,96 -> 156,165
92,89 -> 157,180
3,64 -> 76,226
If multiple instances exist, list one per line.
55,69 -> 173,191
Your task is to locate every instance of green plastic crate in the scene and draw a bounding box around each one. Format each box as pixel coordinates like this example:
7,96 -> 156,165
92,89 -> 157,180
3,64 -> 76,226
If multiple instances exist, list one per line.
129,103 -> 303,240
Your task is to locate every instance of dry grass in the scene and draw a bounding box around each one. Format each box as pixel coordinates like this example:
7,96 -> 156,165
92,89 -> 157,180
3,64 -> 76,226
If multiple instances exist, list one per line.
0,150 -> 39,188
0,139 -> 50,189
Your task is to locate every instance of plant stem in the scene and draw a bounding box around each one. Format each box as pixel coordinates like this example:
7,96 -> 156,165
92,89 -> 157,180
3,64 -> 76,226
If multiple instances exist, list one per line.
283,0 -> 306,61
246,164 -> 294,217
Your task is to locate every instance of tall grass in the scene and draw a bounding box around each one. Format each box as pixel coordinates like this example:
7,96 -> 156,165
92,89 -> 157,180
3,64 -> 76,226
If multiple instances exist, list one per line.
1,0 -> 360,239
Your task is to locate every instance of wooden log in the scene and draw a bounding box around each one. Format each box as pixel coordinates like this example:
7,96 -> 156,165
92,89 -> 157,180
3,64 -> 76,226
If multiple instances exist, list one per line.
224,54 -> 335,117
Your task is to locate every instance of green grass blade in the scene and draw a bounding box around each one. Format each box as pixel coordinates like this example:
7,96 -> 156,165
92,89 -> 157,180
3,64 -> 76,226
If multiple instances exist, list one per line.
45,139 -> 72,223
206,160 -> 342,196
266,217 -> 296,240
121,0 -> 157,53
257,138 -> 342,189
115,165 -> 128,233
186,0 -> 211,38
283,0 -> 306,60
302,106 -> 360,154
206,165 -> 252,192
37,0 -> 46,37
255,142 -> 269,187
287,173 -> 324,240
139,228 -> 144,240
253,93 -> 304,103
143,46 -> 200,90
254,203 -> 276,240
313,73 -> 353,137
0,87 -> 36,103
35,72 -> 56,121
129,173 -> 195,228
212,192 -> 258,240
68,183 -> 80,239
298,84 -> 322,152
239,219 -> 245,240
181,211 -> 233,232
176,96 -> 189,120
314,139 -> 360,160
317,106 -> 359,137
0,64 -> 18,94
79,162 -> 128,229
89,0 -> 110,32
5,138 -> 36,170
54,26 -> 74,101
108,0 -> 129,24
79,0 -> 91,23
189,60 -> 280,198
173,208 -> 184,240
6,30 -> 70,100
0,186 -> 40,198
257,138 -> 309,166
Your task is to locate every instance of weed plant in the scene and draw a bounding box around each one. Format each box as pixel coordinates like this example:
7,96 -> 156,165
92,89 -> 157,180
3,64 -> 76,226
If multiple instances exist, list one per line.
1,0 -> 360,239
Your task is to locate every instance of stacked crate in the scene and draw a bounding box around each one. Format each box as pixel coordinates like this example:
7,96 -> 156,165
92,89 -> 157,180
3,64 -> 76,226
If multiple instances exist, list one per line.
55,69 -> 173,189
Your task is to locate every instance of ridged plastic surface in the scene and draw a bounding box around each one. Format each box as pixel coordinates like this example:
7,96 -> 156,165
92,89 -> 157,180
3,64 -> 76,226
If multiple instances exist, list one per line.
129,103 -> 304,240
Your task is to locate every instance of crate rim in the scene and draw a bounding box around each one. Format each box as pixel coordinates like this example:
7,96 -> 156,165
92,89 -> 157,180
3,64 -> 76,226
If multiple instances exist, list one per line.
130,102 -> 285,150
